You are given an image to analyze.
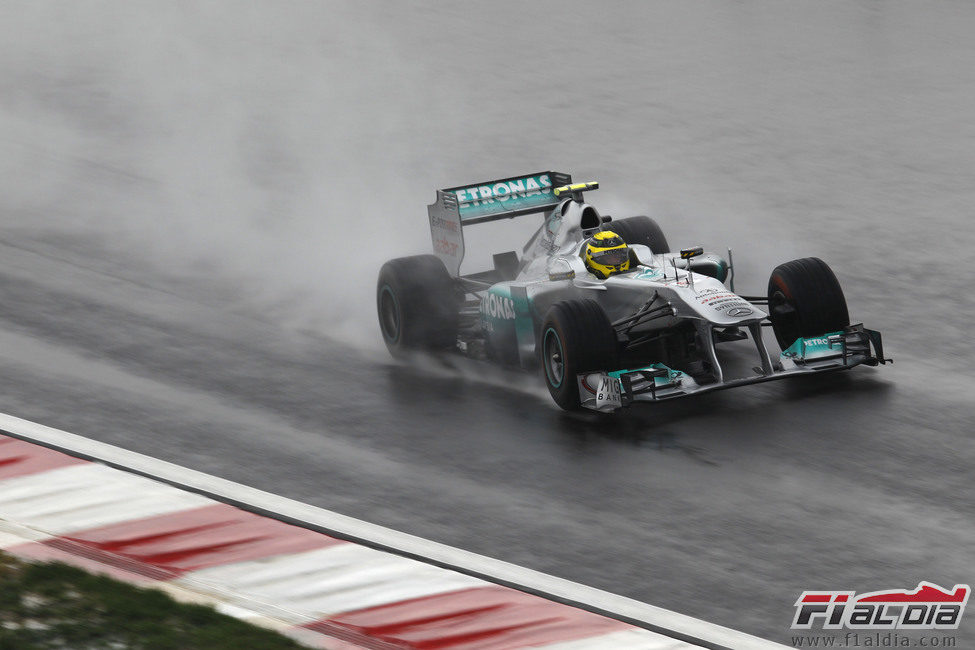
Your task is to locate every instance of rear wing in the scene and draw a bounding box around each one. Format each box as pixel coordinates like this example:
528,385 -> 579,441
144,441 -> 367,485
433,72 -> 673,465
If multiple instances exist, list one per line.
428,171 -> 572,276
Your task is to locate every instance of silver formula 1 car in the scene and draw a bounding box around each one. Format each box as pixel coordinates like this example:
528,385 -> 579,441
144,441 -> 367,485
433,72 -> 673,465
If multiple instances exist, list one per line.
377,171 -> 890,412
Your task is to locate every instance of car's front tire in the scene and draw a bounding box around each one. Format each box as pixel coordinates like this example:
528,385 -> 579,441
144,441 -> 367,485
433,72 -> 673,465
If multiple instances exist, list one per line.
539,299 -> 618,411
377,255 -> 459,357
767,257 -> 850,350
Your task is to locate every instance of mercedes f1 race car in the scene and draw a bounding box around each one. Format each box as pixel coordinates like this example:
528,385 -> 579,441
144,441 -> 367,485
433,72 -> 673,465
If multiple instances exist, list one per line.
377,171 -> 890,412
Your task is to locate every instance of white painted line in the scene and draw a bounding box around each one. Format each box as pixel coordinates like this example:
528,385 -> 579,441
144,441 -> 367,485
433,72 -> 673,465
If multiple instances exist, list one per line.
0,411 -> 788,650
0,518 -> 55,548
0,463 -> 210,534
185,544 -> 487,620
534,628 -> 698,649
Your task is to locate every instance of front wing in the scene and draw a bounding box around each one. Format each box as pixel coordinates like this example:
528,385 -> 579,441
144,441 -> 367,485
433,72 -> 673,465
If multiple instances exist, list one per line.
577,324 -> 891,412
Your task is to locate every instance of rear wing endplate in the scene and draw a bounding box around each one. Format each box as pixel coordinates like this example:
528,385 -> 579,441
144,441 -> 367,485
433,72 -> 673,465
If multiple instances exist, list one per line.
428,171 -> 571,276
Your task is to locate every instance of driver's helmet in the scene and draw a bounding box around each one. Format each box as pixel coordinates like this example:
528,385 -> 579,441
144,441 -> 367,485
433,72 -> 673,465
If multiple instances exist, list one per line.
583,230 -> 630,278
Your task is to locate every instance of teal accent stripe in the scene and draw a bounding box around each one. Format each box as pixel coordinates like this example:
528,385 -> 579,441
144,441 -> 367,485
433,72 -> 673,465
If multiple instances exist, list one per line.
609,363 -> 683,387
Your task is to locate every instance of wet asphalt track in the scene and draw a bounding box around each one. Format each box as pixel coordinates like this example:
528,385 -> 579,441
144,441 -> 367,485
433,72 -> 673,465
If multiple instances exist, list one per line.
2,2 -> 974,645
0,232 -> 971,645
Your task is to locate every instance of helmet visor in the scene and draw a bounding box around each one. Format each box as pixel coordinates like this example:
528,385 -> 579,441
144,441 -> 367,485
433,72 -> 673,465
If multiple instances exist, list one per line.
591,246 -> 629,267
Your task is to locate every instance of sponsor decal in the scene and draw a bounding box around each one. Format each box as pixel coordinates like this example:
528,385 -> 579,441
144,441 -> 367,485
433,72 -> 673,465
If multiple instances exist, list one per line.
781,332 -> 846,361
453,174 -> 557,221
434,237 -> 459,257
430,209 -> 462,267
635,267 -> 664,281
694,289 -> 752,314
579,373 -> 622,412
696,290 -> 736,305
695,288 -> 722,298
480,293 -> 515,320
594,374 -> 622,410
454,174 -> 552,205
430,214 -> 459,233
792,582 -> 969,631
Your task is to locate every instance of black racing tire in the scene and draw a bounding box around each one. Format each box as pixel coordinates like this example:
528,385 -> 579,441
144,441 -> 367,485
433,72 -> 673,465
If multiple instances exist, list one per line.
609,216 -> 670,254
767,257 -> 850,351
377,255 -> 459,356
538,299 -> 619,411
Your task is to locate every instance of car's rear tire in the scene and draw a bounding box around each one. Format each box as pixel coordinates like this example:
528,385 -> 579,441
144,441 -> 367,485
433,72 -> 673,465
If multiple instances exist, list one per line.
377,255 -> 459,357
539,299 -> 618,411
767,257 -> 850,350
609,216 -> 670,254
